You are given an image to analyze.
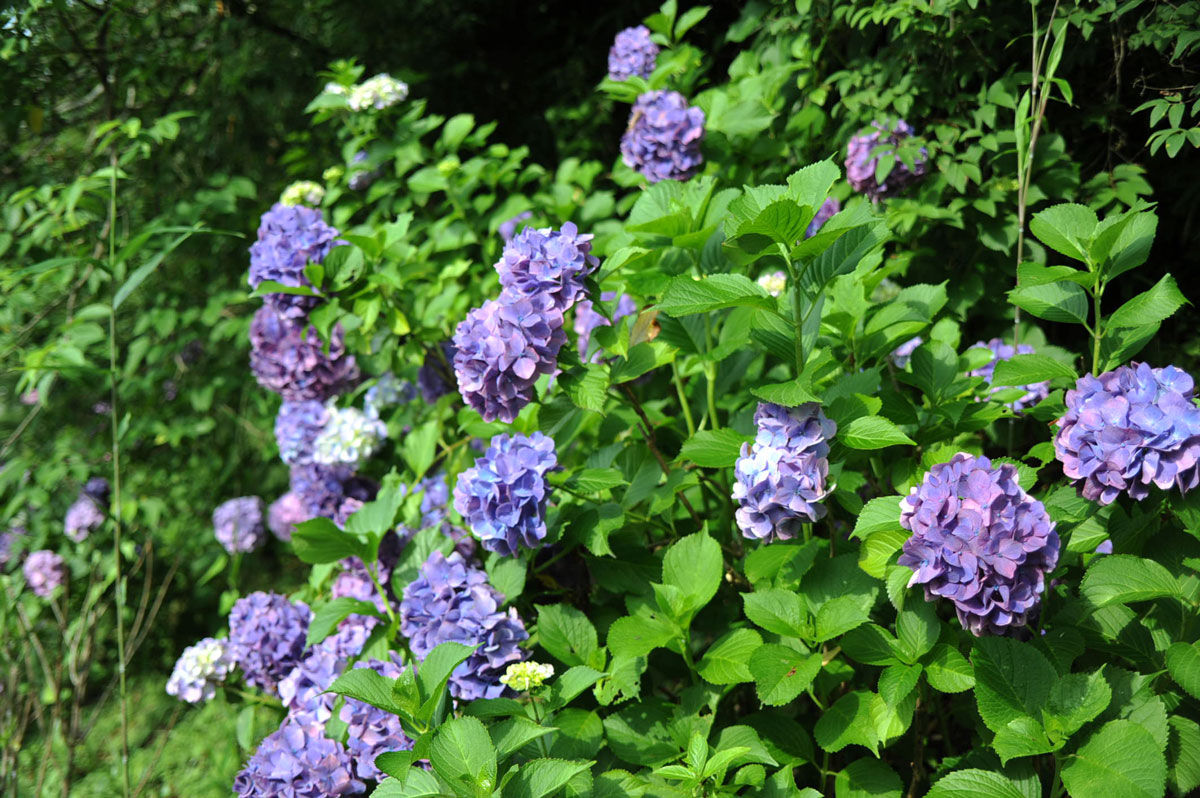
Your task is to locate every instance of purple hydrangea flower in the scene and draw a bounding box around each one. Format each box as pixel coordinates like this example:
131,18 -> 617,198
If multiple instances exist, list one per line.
621,91 -> 706,184
233,717 -> 364,798
418,342 -> 457,404
278,643 -> 345,724
214,496 -> 267,554
83,477 -> 110,502
0,525 -> 26,567
347,151 -> 382,192
248,203 -> 342,320
454,432 -> 557,557
495,223 -> 599,313
891,336 -> 923,369
608,25 -> 659,81
364,372 -> 415,419
968,339 -> 1051,414
268,492 -> 308,542
732,403 -> 837,542
289,464 -> 376,521
228,591 -> 312,694
275,401 -> 329,467
166,637 -> 233,704
499,211 -> 533,243
1054,363 -> 1200,505
574,292 -> 637,361
898,453 -> 1060,636
65,494 -> 105,543
845,119 -> 929,200
1094,539 -> 1114,555
805,198 -> 841,238
24,550 -> 66,598
452,296 -> 567,423
400,551 -> 528,701
339,656 -> 413,780
249,308 -> 360,402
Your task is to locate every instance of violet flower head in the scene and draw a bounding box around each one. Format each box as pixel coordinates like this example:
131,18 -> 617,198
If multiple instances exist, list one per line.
24,550 -> 66,598
845,119 -> 928,200
499,211 -> 533,243
400,551 -> 529,701
891,336 -> 923,369
898,453 -> 1059,636
452,296 -> 567,423
233,717 -> 364,798
268,492 -> 308,542
0,525 -> 26,568
732,403 -> 836,543
339,656 -> 413,780
249,308 -> 360,402
608,24 -> 659,81
621,90 -> 706,183
65,493 -> 105,543
83,477 -> 110,502
248,203 -> 341,319
1054,363 -> 1200,505
228,591 -> 311,695
166,637 -> 233,704
805,198 -> 841,238
213,496 -> 267,554
968,338 -> 1050,414
495,223 -> 599,313
574,292 -> 637,361
418,342 -> 457,403
364,372 -> 415,419
289,463 -> 375,521
275,400 -> 329,466
454,432 -> 557,557
277,642 -> 345,724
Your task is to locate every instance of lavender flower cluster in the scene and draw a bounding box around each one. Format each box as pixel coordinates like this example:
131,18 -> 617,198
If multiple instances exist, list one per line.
227,591 -> 311,695
733,403 -> 837,542
65,480 -> 107,543
968,339 -> 1051,414
268,492 -> 307,541
891,336 -> 923,369
275,400 -> 329,466
249,308 -> 359,402
339,657 -> 412,780
400,551 -> 528,700
621,90 -> 706,183
608,25 -> 659,81
899,453 -> 1059,636
234,719 -> 364,798
454,432 -> 558,557
248,204 -> 341,320
496,223 -> 599,312
166,637 -> 234,704
213,496 -> 267,554
1054,363 -> 1200,504
24,550 -> 66,598
845,119 -> 928,200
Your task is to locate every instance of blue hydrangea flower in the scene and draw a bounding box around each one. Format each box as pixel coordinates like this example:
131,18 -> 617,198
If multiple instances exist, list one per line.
268,492 -> 308,542
228,591 -> 311,695
454,432 -> 557,557
65,493 -> 105,543
898,453 -> 1059,636
83,477 -> 110,502
275,401 -> 329,466
732,403 -> 836,542
167,638 -> 233,704
278,643 -> 345,724
499,211 -> 533,242
248,204 -> 341,319
339,656 -> 413,780
891,336 -> 923,369
805,198 -> 841,238
495,223 -> 599,313
621,90 -> 706,183
400,551 -> 528,701
1054,363 -> 1200,504
968,338 -> 1051,414
214,496 -> 267,554
452,296 -> 567,423
608,25 -> 659,81
845,119 -> 929,200
418,342 -> 456,403
312,406 -> 387,468
24,550 -> 66,598
364,373 -> 415,419
233,717 -> 364,798
574,292 -> 637,361
289,464 -> 375,521
249,308 -> 360,402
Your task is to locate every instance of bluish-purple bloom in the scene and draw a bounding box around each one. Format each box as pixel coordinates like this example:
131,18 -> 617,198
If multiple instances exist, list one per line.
968,338 -> 1051,414
248,203 -> 342,320
621,90 -> 706,183
249,308 -> 360,402
363,372 -> 414,419
214,496 -> 267,554
452,296 -> 566,423
733,403 -> 836,542
275,401 -> 329,466
65,493 -> 105,543
495,223 -> 598,313
499,211 -> 533,243
891,336 -> 923,369
1054,363 -> 1200,504
228,591 -> 312,695
268,492 -> 308,541
339,656 -> 413,780
400,551 -> 528,701
898,453 -> 1059,636
805,198 -> 841,238
845,119 -> 928,200
167,637 -> 233,704
83,477 -> 110,502
24,550 -> 66,598
608,25 -> 659,81
418,342 -> 457,404
454,432 -> 557,557
290,464 -> 376,521
0,525 -> 25,567
278,643 -> 344,724
347,151 -> 382,192
574,292 -> 637,361
233,717 -> 364,798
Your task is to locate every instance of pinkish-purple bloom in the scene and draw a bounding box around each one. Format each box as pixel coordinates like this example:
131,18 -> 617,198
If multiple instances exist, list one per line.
249,308 -> 360,402
845,119 -> 928,200
24,550 -> 66,598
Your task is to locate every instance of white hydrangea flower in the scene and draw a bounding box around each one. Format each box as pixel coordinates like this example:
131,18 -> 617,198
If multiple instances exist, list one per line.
348,74 -> 409,112
166,638 -> 233,704
323,82 -> 349,97
280,180 -> 325,207
757,270 -> 787,298
499,661 -> 554,692
313,405 -> 387,467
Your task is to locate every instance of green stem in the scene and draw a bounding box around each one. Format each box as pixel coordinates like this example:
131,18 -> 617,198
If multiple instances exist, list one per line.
678,631 -> 699,685
528,697 -> 553,758
791,281 -> 806,375
672,363 -> 697,438
1049,754 -> 1065,798
1092,282 -> 1104,374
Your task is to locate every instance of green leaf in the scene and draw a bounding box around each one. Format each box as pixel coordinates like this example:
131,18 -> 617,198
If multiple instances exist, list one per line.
893,600 -> 938,663
923,644 -> 975,693
677,429 -> 752,468
659,274 -> 774,316
1168,716 -> 1200,797
751,378 -> 820,405
114,228 -> 198,310
564,468 -> 627,493
698,628 -> 762,684
857,528 -> 907,579
851,497 -> 906,539
990,354 -> 1077,386
345,479 -> 407,540
743,589 -> 808,638
1029,203 -> 1098,263
607,608 -> 679,659
834,757 -> 902,798
546,666 -> 607,711
1008,281 -> 1089,325
925,769 -> 1032,798
814,596 -> 871,642
840,416 -> 915,449
1166,642 -> 1200,701
430,716 -> 499,798
371,768 -> 444,797
535,603 -> 599,667
814,691 -> 878,755
841,624 -> 902,667
489,716 -> 554,760
1043,671 -> 1112,741
505,759 -> 595,798
1061,720 -> 1167,798
971,638 -> 1057,733
485,554 -> 525,606
416,642 -> 477,708
291,518 -> 366,564
1106,273 -> 1187,328
401,422 -> 440,482
750,644 -> 821,706
560,364 -> 609,414
305,597 -> 381,647
992,717 -> 1054,764
326,668 -> 399,714
661,531 -> 723,618
1080,554 -> 1182,607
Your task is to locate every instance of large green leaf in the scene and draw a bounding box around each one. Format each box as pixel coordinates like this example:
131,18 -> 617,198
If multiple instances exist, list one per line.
698,628 -> 762,685
659,274 -> 775,316
1106,273 -> 1187,329
1060,720 -> 1167,798
1080,554 -> 1182,607
971,638 -> 1056,732
750,644 -> 822,706
535,603 -> 599,667
430,716 -> 498,798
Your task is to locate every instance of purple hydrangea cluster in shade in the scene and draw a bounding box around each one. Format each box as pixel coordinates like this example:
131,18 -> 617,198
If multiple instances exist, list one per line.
339,656 -> 413,780
499,211 -> 533,242
621,90 -> 706,183
891,336 -> 923,369
418,342 -> 456,403
24,550 -> 66,598
400,551 -> 529,701
898,453 -> 1060,636
275,401 -> 329,466
453,432 -> 558,557
290,464 -> 376,521
268,492 -> 308,541
83,477 -> 110,502
968,339 -> 1051,414
364,372 -> 415,419
452,296 -> 567,423
805,198 -> 841,238
248,204 -> 342,320
608,25 -> 659,81
347,151 -> 383,192
574,292 -> 637,361
65,493 -> 105,543
1054,363 -> 1200,505
214,496 -> 268,554
228,591 -> 311,695
495,223 -> 599,312
0,525 -> 26,567
233,718 -> 364,798
845,119 -> 929,200
732,403 -> 836,543
249,308 -> 360,402
166,637 -> 233,704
